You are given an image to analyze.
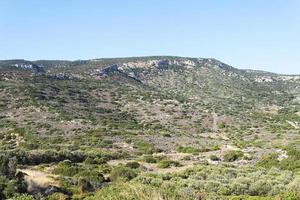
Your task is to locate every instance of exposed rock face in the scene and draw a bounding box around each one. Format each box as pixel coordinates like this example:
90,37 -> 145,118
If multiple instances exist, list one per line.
91,64 -> 120,76
121,58 -> 197,70
99,64 -> 119,76
254,75 -> 274,82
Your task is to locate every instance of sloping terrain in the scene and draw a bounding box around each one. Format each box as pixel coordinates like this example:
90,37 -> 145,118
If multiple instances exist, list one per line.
0,56 -> 300,199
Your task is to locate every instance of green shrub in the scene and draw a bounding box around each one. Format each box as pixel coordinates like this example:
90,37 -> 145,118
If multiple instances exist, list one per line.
218,185 -> 232,195
257,153 -> 279,169
183,155 -> 192,160
280,147 -> 300,172
229,196 -> 272,200
85,181 -> 193,200
133,140 -> 156,154
84,157 -> 96,165
230,177 -> 252,195
177,145 -> 220,154
162,133 -> 171,137
142,155 -> 157,163
98,140 -> 113,148
157,160 -> 182,168
276,191 -> 300,200
47,192 -> 68,200
204,180 -> 221,193
248,180 -> 272,196
75,170 -> 105,187
223,151 -> 244,162
209,154 -> 220,161
110,166 -> 137,181
12,194 -> 35,200
125,162 -> 140,169
177,146 -> 200,154
52,160 -> 79,177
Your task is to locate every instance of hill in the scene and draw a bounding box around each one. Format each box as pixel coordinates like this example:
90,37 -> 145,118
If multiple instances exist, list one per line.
0,56 -> 300,199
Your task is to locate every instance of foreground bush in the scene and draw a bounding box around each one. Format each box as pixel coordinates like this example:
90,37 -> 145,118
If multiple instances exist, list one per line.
230,191 -> 300,200
12,194 -> 35,200
47,193 -> 69,200
0,154 -> 27,199
85,181 -> 194,200
134,164 -> 299,198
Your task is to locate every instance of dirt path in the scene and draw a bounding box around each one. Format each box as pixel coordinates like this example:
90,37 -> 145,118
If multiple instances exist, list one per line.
18,168 -> 59,192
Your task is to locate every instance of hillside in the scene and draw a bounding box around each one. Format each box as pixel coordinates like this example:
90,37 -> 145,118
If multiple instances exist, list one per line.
0,56 -> 300,200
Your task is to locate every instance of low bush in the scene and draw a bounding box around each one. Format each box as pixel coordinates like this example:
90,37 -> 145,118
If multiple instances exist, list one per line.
52,160 -> 79,177
177,146 -> 200,154
157,160 -> 182,168
177,145 -> 220,154
110,166 -> 137,181
75,170 -> 105,189
85,181 -> 193,200
47,193 -> 69,200
256,153 -> 279,169
223,150 -> 244,162
280,147 -> 300,172
125,162 -> 140,169
12,194 -> 35,200
209,154 -> 220,161
142,155 -> 157,163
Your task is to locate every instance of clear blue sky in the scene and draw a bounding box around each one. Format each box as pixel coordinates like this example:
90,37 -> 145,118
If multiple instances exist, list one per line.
1,0 -> 300,74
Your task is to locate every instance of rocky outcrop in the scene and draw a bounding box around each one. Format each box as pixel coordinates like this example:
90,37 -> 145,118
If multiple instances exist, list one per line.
121,58 -> 197,70
0,60 -> 45,74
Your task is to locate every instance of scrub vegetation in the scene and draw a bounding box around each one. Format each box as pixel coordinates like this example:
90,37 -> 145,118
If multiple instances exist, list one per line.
0,57 -> 300,199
